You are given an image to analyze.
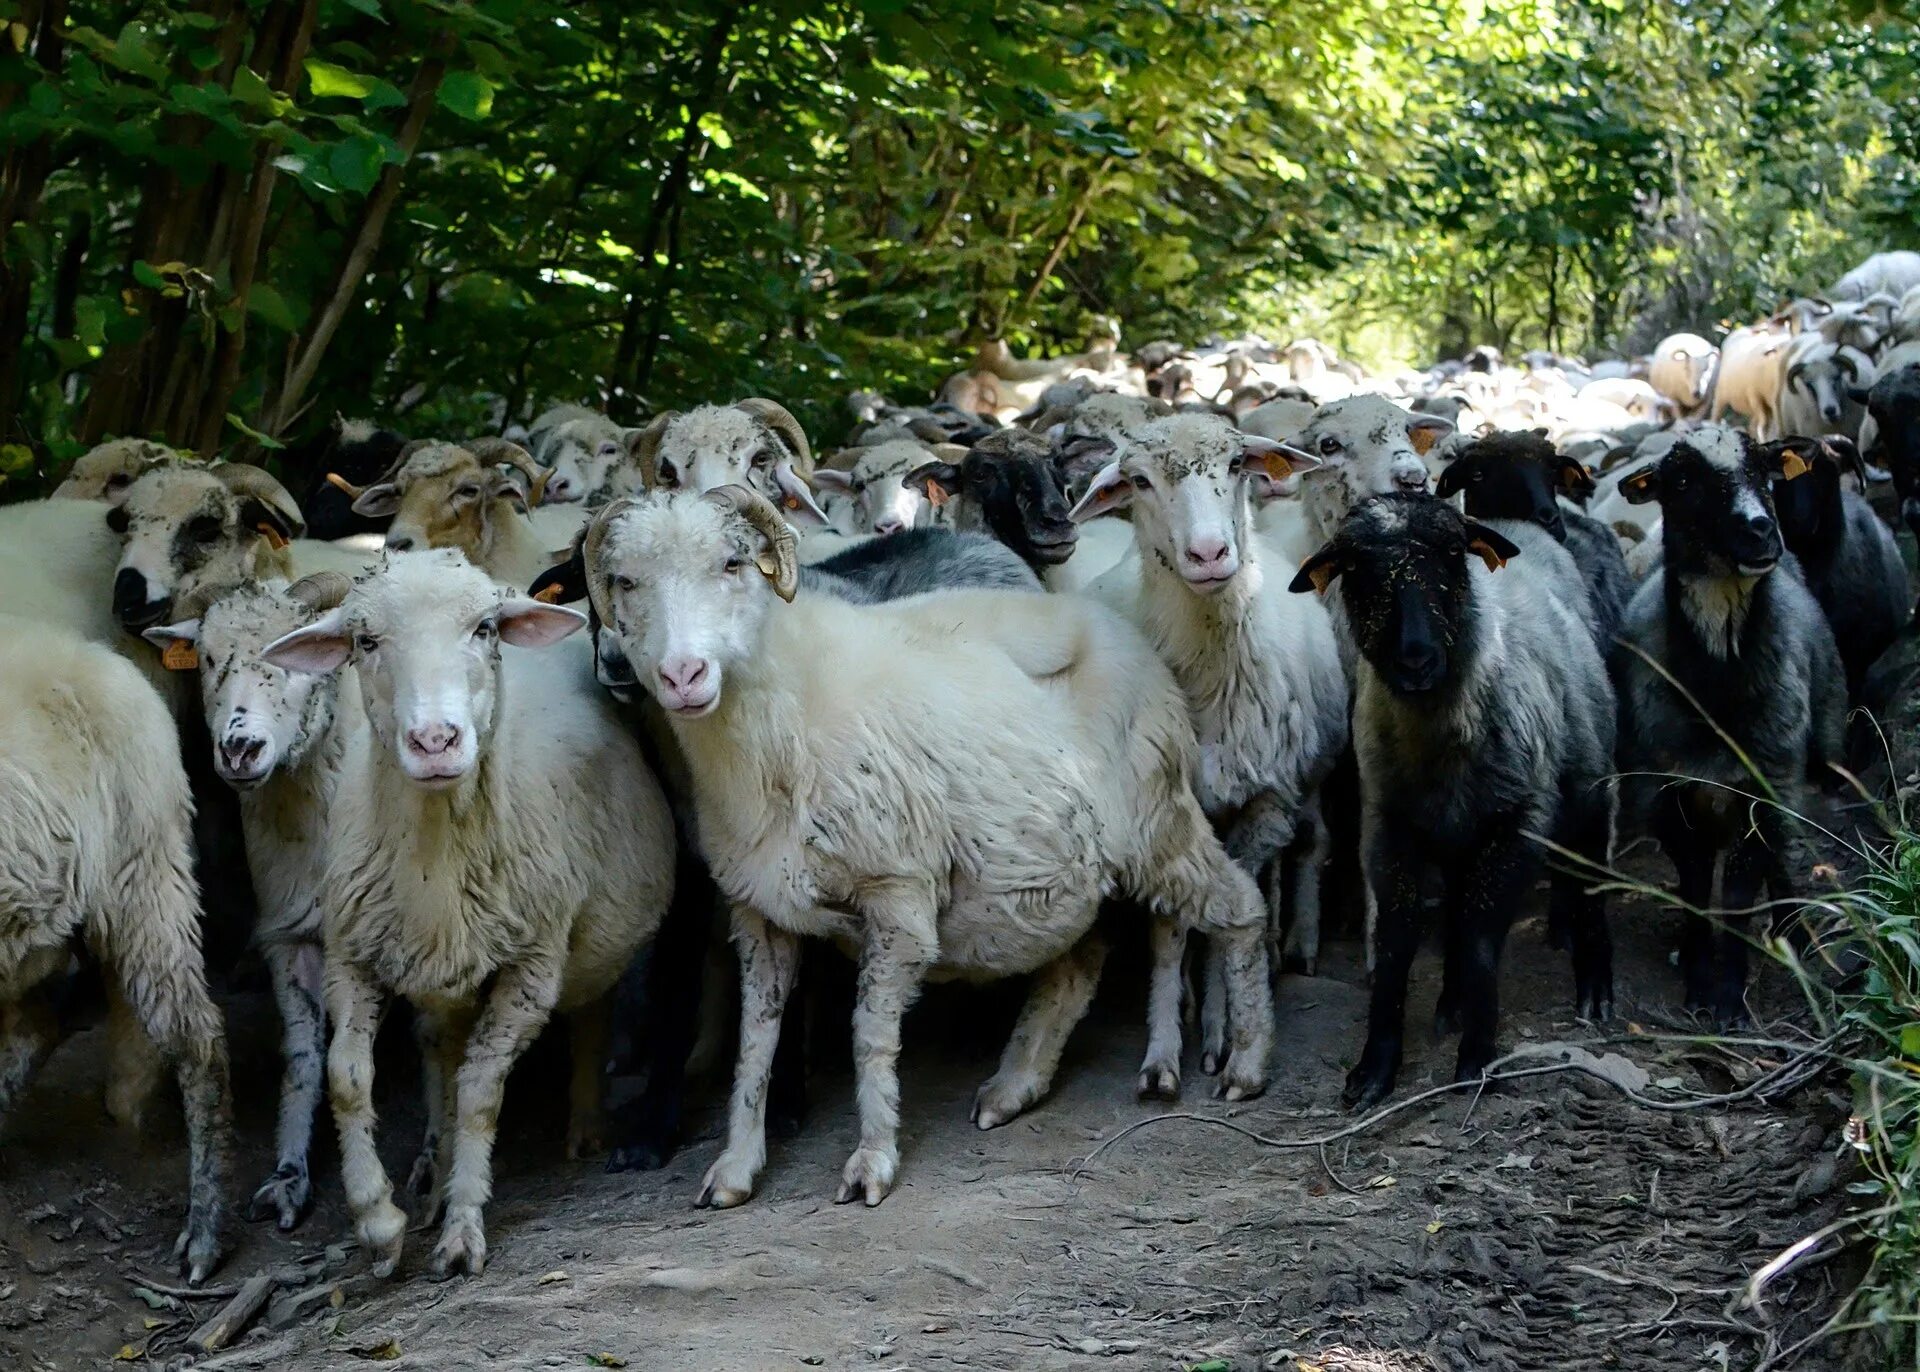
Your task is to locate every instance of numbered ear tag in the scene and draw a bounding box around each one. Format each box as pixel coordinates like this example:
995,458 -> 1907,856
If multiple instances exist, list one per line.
161,639 -> 199,671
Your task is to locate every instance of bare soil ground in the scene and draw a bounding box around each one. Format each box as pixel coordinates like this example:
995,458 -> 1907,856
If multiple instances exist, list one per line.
0,862 -> 1864,1372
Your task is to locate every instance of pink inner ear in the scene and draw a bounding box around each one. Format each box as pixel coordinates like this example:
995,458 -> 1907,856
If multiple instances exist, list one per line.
262,628 -> 352,674
499,600 -> 586,649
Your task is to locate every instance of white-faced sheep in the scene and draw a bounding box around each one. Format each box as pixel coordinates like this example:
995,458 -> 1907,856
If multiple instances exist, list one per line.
623,399 -> 832,525
812,438 -> 950,536
0,617 -> 235,1281
1069,413 -> 1349,1079
1290,495 -> 1616,1109
142,573 -> 363,1231
1775,333 -> 1874,443
582,486 -> 1275,1209
535,412 -> 630,505
1612,426 -> 1846,1026
259,549 -> 677,1277
51,437 -> 191,503
1647,334 -> 1718,417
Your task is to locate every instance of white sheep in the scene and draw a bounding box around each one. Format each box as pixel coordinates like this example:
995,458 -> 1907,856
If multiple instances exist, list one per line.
1708,320 -> 1795,439
51,437 -> 192,503
812,438 -> 950,535
582,486 -> 1275,1209
259,549 -> 676,1278
0,616 -> 235,1282
1647,334 -> 1718,415
143,573 -> 364,1231
535,413 -> 630,505
1776,333 -> 1874,442
621,398 -> 831,523
1830,250 -> 1920,303
1070,414 -> 1350,1076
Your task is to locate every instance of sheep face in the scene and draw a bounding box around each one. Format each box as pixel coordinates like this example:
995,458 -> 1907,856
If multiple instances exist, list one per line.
110,465 -> 303,630
355,442 -> 535,564
1067,413 -> 1318,592
1290,494 -> 1518,696
811,440 -> 938,536
1784,338 -> 1868,427
643,405 -> 827,524
907,432 -> 1078,567
1769,437 -> 1854,562
539,416 -> 626,504
1616,425 -> 1806,578
145,582 -> 339,788
588,494 -> 789,717
1288,396 -> 1446,536
1434,431 -> 1593,540
1858,367 -> 1920,537
52,438 -> 183,504
261,550 -> 583,788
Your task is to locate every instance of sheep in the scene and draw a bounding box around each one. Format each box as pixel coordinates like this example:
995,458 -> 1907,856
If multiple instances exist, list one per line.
582,486 -> 1275,1208
1588,429 -> 1683,547
1290,495 -> 1617,1109
142,573 -> 362,1231
287,418 -> 406,541
108,463 -> 369,633
1852,363 -> 1920,556
258,548 -> 676,1277
1775,333 -> 1873,443
328,438 -> 581,588
1285,395 -> 1445,546
901,428 -> 1081,574
1830,250 -> 1920,303
0,495 -> 145,651
1435,430 -> 1635,646
1576,377 -> 1671,424
1708,321 -> 1795,438
1769,436 -> 1912,701
51,437 -> 189,503
812,439 -> 951,535
0,616 -> 235,1281
530,413 -> 629,505
1068,413 -> 1349,1080
523,402 -> 599,461
1612,425 -> 1846,1025
1648,334 -> 1718,416
622,398 -> 831,525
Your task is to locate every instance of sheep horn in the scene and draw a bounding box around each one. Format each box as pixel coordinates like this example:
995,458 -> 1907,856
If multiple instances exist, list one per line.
581,496 -> 638,629
287,570 -> 353,613
704,484 -> 798,602
1835,350 -> 1863,383
324,471 -> 366,500
171,577 -> 249,622
215,463 -> 307,537
467,437 -> 549,508
627,412 -> 679,492
733,398 -> 813,475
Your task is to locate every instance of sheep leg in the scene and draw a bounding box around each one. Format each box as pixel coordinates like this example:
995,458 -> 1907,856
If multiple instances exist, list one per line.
768,947 -> 811,1140
1432,903 -> 1467,1038
1447,833 -> 1530,1087
1198,944 -> 1229,1075
326,961 -> 404,1278
1137,810 -> 1272,1103
973,932 -> 1108,1129
1714,831 -> 1770,1031
248,940 -> 325,1230
408,1000 -> 472,1224
0,989 -> 59,1124
1280,793 -> 1328,977
1346,846 -> 1422,1112
1654,789 -> 1719,1014
104,982 -> 164,1130
836,912 -> 931,1209
1137,916 -> 1185,1100
1555,788 -> 1614,1022
697,905 -> 799,1210
566,997 -> 612,1159
432,955 -> 565,1279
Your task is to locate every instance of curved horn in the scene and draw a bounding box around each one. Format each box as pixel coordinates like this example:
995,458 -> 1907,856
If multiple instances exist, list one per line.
580,496 -> 638,629
215,463 -> 307,537
733,398 -> 813,474
467,437 -> 550,508
1835,350 -> 1863,384
627,412 -> 679,492
171,577 -> 249,622
703,484 -> 799,602
286,570 -> 353,613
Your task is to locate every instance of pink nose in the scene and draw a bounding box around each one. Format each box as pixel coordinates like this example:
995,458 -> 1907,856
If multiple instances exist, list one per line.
406,723 -> 459,756
1185,537 -> 1230,568
659,657 -> 709,696
874,516 -> 906,535
1394,469 -> 1428,492
547,476 -> 573,499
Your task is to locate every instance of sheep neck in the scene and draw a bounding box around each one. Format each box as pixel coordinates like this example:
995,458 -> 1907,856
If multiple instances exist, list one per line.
1667,565 -> 1762,661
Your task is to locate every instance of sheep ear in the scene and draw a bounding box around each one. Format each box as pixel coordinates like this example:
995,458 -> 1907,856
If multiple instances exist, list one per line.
1290,547 -> 1344,595
261,609 -> 352,674
904,460 -> 963,509
1772,442 -> 1816,481
1618,464 -> 1662,505
1240,436 -> 1320,482
1558,460 -> 1596,498
1463,522 -> 1520,572
142,619 -> 202,671
352,483 -> 401,518
811,469 -> 854,492
772,460 -> 830,526
1406,414 -> 1453,455
491,469 -> 532,514
1847,383 -> 1873,404
527,553 -> 587,606
497,597 -> 587,648
1066,461 -> 1132,522
1433,463 -> 1467,499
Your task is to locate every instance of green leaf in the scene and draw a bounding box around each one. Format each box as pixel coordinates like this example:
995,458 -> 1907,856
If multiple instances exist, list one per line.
339,0 -> 386,20
327,136 -> 386,195
306,59 -> 377,101
1899,1024 -> 1920,1060
225,413 -> 285,450
230,65 -> 275,111
246,283 -> 302,333
438,71 -> 495,122
131,260 -> 166,290
0,444 -> 34,476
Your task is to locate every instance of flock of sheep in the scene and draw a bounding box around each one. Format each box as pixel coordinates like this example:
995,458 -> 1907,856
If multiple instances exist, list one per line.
0,247 -> 1914,1292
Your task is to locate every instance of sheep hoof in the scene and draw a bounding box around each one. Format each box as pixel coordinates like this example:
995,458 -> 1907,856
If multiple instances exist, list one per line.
971,1071 -> 1043,1130
172,1214 -> 225,1287
834,1148 -> 896,1207
567,1111 -> 608,1161
405,1145 -> 438,1198
430,1212 -> 487,1279
247,1163 -> 312,1232
1217,1064 -> 1266,1104
358,1198 -> 408,1279
1136,1062 -> 1181,1101
696,1152 -> 757,1209
1342,1061 -> 1397,1113
1199,1049 -> 1226,1077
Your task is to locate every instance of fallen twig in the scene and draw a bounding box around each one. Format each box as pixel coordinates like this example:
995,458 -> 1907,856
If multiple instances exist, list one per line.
188,1272 -> 277,1353
122,1273 -> 237,1300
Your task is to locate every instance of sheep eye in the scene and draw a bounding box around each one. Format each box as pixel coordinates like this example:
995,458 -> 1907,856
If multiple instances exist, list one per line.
614,574 -> 637,593
454,484 -> 481,500
188,516 -> 223,544
749,449 -> 770,468
598,442 -> 619,457
1317,435 -> 1341,456
106,473 -> 131,490
474,620 -> 496,640
355,633 -> 378,654
1130,474 -> 1152,490
724,556 -> 744,574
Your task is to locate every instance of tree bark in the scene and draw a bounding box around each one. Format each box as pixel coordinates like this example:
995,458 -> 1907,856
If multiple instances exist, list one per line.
0,0 -> 68,440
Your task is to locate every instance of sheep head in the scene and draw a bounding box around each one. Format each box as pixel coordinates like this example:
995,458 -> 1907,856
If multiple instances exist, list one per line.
110,463 -> 305,630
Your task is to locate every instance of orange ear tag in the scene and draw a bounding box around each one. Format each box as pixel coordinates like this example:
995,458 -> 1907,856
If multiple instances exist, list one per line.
1304,562 -> 1336,595
257,523 -> 289,550
1468,539 -> 1508,572
533,583 -> 565,605
1409,426 -> 1440,456
924,480 -> 950,508
161,639 -> 199,671
1779,449 -> 1812,480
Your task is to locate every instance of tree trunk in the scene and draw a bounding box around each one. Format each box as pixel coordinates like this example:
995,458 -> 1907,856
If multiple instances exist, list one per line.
0,0 -> 68,441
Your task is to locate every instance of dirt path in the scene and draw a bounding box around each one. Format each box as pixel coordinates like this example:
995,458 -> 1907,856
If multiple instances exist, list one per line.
0,874 -> 1853,1372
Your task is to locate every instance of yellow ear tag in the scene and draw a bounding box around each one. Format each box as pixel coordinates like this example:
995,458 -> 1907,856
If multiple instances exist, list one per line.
256,522 -> 288,550
1304,562 -> 1336,595
161,639 -> 198,671
1468,539 -> 1508,573
1561,464 -> 1590,491
924,480 -> 950,508
1780,449 -> 1812,480
533,582 -> 564,605
1408,425 -> 1440,456
784,495 -> 801,511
